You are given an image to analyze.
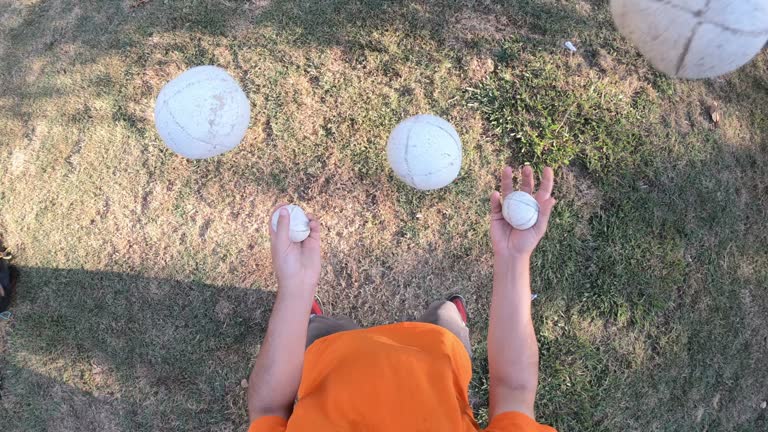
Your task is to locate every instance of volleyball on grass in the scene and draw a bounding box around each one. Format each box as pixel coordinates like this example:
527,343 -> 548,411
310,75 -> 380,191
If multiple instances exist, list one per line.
611,0 -> 768,79
386,114 -> 463,191
154,66 -> 251,159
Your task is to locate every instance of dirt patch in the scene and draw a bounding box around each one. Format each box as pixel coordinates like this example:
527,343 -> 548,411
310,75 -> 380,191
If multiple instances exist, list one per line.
227,0 -> 273,34
447,10 -> 511,50
557,167 -> 603,238
90,358 -> 118,395
277,73 -> 326,143
9,150 -> 26,175
466,56 -> 495,82
573,0 -> 593,15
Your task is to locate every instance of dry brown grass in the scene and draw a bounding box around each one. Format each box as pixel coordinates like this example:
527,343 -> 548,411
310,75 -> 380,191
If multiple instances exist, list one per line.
1,0 -> 767,431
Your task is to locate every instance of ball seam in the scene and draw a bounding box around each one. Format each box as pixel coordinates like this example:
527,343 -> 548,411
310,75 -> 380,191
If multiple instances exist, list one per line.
422,117 -> 462,155
165,104 -> 223,150
675,21 -> 702,76
645,0 -> 768,35
403,120 -> 416,187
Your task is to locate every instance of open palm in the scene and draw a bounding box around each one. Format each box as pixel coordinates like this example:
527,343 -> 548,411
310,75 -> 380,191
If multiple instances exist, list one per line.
490,166 -> 556,258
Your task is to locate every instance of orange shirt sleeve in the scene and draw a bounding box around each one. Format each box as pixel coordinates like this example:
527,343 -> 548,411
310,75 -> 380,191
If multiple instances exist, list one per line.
484,411 -> 557,432
247,416 -> 287,432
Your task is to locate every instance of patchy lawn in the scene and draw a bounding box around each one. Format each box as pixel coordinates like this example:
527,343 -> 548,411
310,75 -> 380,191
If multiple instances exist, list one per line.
1,0 -> 766,431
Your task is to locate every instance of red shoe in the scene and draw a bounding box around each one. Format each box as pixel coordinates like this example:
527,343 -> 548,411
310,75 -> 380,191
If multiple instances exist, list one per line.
310,297 -> 323,316
448,294 -> 468,325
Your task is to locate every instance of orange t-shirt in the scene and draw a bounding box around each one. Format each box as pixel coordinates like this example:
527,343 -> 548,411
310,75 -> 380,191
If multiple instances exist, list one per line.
249,322 -> 556,432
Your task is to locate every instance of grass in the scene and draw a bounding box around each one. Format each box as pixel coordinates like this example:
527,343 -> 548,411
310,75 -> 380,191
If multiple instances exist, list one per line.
468,36 -> 657,170
1,0 -> 767,431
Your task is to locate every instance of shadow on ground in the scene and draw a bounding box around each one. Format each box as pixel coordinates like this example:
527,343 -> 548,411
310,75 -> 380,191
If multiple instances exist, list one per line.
1,267 -> 275,431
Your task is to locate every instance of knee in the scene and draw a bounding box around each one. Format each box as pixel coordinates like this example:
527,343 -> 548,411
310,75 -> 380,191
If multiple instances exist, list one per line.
434,301 -> 461,322
427,300 -> 451,312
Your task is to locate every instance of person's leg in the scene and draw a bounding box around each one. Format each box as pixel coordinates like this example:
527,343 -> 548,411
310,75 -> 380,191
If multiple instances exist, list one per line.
306,315 -> 360,348
417,300 -> 471,355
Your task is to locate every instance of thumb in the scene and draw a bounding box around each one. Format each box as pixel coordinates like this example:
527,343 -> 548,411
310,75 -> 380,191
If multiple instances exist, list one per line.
490,191 -> 503,219
275,207 -> 291,244
533,197 -> 556,236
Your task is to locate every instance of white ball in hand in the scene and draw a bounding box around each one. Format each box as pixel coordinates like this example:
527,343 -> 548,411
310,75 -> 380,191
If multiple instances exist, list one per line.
154,66 -> 251,159
271,204 -> 311,243
387,114 -> 462,190
502,191 -> 539,230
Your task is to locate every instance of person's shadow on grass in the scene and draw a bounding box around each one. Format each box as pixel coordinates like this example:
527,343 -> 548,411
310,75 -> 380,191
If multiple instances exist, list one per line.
0,266 -> 275,432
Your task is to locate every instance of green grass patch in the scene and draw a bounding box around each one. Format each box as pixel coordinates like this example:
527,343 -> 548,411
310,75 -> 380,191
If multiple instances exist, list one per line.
469,37 -> 656,171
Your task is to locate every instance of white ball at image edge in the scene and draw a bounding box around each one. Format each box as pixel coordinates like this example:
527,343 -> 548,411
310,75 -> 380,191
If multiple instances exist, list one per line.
610,0 -> 768,79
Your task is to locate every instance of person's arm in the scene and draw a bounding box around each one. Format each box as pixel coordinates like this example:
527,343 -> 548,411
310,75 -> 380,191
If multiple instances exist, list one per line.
247,205 -> 322,421
488,166 -> 556,420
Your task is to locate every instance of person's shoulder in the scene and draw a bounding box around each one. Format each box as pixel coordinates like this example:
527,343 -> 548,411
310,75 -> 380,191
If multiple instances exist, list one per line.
482,411 -> 557,432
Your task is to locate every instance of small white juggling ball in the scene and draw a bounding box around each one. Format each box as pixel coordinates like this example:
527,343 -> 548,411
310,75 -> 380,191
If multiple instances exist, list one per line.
387,114 -> 462,190
154,66 -> 251,159
502,191 -> 539,230
611,0 -> 768,79
271,204 -> 311,243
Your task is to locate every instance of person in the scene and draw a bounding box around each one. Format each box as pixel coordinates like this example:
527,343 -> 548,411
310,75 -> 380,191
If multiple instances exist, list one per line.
247,166 -> 557,432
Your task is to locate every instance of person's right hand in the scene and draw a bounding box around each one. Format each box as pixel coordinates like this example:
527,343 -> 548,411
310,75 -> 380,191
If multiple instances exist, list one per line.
490,166 -> 556,259
269,204 -> 322,299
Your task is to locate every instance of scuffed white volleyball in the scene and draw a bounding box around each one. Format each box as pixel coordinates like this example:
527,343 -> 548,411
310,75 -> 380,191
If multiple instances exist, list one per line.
611,0 -> 768,79
386,114 -> 462,190
502,191 -> 539,230
154,66 -> 251,159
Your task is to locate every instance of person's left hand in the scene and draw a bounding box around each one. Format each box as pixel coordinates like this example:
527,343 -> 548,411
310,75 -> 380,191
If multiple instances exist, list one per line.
269,204 -> 322,299
490,166 -> 556,260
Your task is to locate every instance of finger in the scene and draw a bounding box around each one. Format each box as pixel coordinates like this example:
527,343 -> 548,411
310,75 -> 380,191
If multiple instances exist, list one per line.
270,202 -> 290,217
306,213 -> 320,236
268,202 -> 289,239
533,198 -> 556,237
307,219 -> 322,242
275,206 -> 291,244
490,191 -> 503,217
520,165 -> 534,194
501,166 -> 515,198
535,167 -> 554,201
305,213 -> 320,238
